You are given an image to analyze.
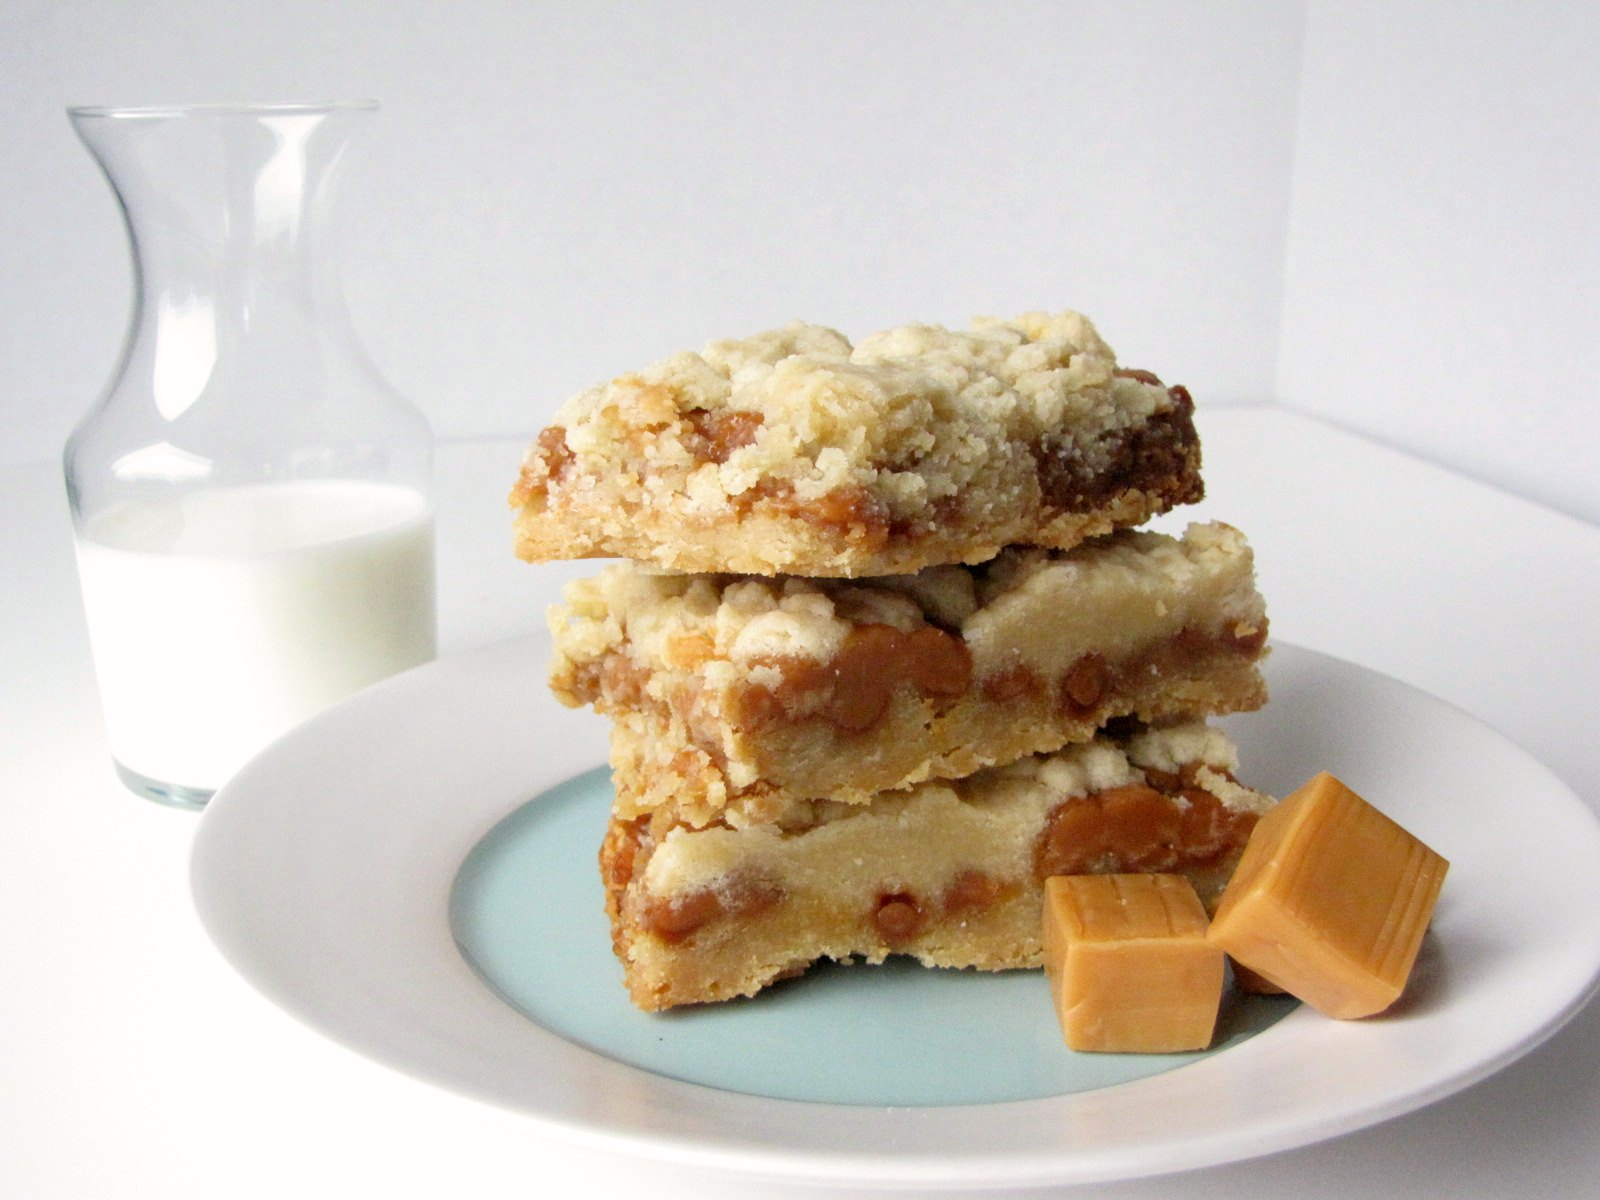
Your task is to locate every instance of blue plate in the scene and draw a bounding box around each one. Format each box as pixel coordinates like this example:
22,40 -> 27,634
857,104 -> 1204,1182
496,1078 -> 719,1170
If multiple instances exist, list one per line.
450,767 -> 1296,1107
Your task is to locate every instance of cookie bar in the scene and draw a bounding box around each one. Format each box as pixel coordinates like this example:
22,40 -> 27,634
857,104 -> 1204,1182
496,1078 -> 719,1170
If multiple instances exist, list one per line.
602,721 -> 1274,1010
551,522 -> 1268,829
511,312 -> 1203,577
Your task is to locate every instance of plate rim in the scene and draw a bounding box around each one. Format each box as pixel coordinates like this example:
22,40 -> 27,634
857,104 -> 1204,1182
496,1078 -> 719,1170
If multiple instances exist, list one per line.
190,636 -> 1600,1188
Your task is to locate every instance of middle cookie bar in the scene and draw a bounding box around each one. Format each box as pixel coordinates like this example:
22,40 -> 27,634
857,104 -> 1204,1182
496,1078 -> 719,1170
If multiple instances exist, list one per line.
551,520 -> 1269,829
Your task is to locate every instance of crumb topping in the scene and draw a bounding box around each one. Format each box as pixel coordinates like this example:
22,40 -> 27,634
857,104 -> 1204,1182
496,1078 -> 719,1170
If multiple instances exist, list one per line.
516,311 -> 1178,522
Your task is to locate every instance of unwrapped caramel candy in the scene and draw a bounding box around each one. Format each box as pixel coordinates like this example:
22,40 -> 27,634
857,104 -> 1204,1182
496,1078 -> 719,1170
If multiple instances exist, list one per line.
1208,771 -> 1448,1019
1230,960 -> 1287,995
1042,873 -> 1225,1053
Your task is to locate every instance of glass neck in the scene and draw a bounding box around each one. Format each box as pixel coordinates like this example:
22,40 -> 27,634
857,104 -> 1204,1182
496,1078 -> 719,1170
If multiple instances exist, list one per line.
70,104 -> 374,324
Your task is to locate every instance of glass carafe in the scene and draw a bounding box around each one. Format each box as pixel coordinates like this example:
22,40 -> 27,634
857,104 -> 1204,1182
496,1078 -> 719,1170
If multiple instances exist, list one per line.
65,102 -> 437,808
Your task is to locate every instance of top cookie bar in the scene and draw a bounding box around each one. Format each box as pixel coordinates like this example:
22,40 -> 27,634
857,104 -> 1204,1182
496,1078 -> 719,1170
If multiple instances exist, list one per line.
510,312 -> 1202,577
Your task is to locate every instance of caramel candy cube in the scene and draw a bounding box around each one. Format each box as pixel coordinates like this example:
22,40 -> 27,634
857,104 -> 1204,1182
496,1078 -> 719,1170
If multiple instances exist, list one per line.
1230,960 -> 1288,995
1042,874 -> 1225,1053
1208,772 -> 1448,1019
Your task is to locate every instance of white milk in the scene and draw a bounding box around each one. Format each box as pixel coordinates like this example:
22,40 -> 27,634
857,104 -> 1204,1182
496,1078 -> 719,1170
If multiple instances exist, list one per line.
75,480 -> 437,794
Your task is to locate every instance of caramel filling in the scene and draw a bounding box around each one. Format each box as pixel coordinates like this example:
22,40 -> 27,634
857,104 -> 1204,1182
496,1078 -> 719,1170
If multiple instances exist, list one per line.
1060,652 -> 1109,714
725,619 -> 1260,740
605,812 -> 785,945
572,618 -> 1265,799
730,622 -> 972,734
979,664 -> 1046,703
509,425 -> 575,506
1032,382 -> 1202,513
734,479 -> 892,548
640,873 -> 783,944
871,893 -> 926,946
683,409 -> 763,464
1033,767 -> 1258,879
942,869 -> 1020,914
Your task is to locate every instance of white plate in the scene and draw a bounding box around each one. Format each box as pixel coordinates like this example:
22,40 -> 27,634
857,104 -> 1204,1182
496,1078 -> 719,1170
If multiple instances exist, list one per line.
191,638 -> 1600,1189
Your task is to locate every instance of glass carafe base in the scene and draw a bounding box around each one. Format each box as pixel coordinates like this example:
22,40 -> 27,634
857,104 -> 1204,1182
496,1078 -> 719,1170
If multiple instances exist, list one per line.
114,761 -> 213,810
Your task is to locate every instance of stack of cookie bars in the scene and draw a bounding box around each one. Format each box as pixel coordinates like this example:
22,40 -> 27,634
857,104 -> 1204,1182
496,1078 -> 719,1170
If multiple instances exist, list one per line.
512,312 -> 1276,1010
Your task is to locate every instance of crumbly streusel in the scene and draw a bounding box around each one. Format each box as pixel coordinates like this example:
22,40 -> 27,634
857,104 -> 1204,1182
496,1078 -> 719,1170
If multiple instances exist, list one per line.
511,311 -> 1202,576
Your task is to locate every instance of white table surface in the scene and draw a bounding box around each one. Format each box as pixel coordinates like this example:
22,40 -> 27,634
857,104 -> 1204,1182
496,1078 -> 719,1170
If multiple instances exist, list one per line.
4,405 -> 1598,1199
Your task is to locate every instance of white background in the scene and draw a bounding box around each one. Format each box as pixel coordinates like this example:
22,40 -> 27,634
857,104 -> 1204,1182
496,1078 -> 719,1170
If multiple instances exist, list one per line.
6,6 -> 1600,1198
4,1 -> 1595,522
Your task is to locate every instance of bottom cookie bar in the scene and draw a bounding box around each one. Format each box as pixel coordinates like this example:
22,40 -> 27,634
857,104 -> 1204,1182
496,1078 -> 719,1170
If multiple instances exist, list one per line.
600,720 -> 1274,1010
